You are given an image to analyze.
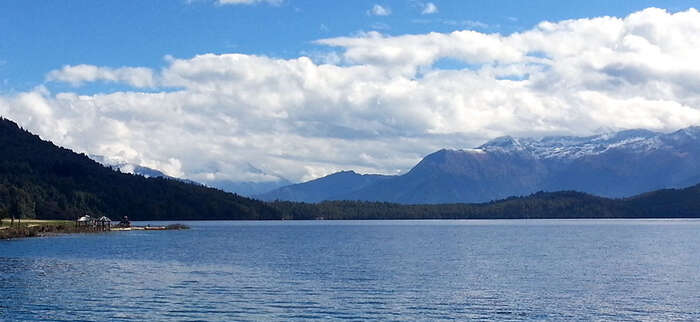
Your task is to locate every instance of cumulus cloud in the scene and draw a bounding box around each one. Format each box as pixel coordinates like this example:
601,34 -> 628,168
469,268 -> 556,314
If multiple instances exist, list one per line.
46,64 -> 156,88
368,4 -> 391,16
316,30 -> 520,76
421,2 -> 438,15
3,8 -> 700,184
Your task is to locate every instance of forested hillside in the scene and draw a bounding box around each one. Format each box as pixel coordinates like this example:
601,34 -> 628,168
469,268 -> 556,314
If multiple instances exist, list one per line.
0,118 -> 279,220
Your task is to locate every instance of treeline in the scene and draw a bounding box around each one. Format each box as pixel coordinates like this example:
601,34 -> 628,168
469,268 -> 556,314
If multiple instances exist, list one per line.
2,117 -> 700,221
269,189 -> 698,220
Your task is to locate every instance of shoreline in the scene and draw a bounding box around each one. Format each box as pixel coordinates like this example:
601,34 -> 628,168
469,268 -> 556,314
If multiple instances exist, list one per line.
0,220 -> 189,240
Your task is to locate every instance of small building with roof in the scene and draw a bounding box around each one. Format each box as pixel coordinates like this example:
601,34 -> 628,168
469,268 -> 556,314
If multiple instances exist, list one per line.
97,216 -> 112,230
77,215 -> 93,227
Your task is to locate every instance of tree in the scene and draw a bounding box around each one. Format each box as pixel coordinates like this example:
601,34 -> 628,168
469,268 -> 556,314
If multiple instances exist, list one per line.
9,186 -> 18,226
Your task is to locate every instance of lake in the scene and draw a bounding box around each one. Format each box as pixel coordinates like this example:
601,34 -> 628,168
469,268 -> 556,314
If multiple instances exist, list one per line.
2,219 -> 700,320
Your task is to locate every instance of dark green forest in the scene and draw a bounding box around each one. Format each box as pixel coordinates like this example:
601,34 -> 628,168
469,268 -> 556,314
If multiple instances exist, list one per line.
269,187 -> 700,220
1,117 -> 700,221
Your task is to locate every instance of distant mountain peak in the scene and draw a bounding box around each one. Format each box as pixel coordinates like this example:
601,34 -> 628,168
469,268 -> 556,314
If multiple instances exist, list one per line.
335,170 -> 358,175
89,154 -> 170,179
480,135 -> 524,149
256,169 -> 391,202
670,126 -> 700,140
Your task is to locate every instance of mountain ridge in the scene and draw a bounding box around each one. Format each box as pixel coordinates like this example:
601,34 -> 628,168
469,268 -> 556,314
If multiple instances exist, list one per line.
260,126 -> 700,204
257,170 -> 391,202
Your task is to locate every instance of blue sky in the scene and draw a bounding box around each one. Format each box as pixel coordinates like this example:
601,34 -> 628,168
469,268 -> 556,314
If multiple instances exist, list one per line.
2,0 -> 696,92
1,1 -> 700,185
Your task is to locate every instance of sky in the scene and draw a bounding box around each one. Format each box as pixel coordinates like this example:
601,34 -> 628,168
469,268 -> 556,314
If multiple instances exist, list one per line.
1,1 -> 700,184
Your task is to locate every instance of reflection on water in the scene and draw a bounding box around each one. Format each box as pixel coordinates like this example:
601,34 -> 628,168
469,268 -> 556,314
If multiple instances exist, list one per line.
2,220 -> 700,320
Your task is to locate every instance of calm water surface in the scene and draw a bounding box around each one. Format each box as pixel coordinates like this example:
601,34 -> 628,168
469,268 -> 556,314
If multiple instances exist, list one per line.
2,219 -> 700,321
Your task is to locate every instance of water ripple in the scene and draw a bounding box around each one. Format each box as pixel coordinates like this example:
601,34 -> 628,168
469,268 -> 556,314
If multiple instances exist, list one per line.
2,219 -> 700,320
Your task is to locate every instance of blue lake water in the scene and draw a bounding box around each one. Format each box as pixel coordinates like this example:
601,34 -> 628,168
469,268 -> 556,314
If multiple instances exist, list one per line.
2,219 -> 700,321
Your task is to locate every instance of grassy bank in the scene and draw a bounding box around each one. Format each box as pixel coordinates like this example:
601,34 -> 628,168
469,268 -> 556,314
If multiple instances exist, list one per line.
0,218 -> 94,240
1,218 -> 73,227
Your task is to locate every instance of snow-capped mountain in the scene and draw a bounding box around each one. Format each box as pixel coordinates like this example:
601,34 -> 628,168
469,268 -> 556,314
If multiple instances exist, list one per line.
260,127 -> 700,204
476,128 -> 680,160
90,156 -> 290,197
89,155 -> 171,179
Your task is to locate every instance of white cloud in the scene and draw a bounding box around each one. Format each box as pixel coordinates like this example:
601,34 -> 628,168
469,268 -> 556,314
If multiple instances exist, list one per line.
370,22 -> 391,30
443,19 -> 489,29
216,0 -> 283,5
368,4 -> 391,16
3,8 -> 700,184
421,2 -> 438,15
46,64 -> 156,88
316,30 -> 520,76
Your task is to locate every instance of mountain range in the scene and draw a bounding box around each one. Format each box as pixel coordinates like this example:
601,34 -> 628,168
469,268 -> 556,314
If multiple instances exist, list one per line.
2,116 -> 700,220
258,127 -> 700,204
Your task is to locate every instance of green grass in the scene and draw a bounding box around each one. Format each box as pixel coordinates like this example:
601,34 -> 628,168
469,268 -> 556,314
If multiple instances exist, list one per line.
0,218 -> 73,227
0,219 -> 84,239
